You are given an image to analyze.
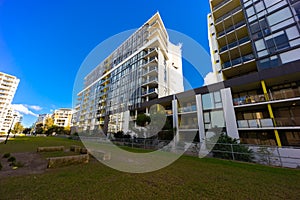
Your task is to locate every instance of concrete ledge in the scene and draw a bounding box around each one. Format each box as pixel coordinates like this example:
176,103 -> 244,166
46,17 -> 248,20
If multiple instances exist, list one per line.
47,154 -> 89,168
70,145 -> 82,153
37,146 -> 64,152
89,150 -> 111,161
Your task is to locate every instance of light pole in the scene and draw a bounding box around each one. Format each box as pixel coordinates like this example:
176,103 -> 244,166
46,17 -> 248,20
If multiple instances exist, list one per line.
4,116 -> 15,144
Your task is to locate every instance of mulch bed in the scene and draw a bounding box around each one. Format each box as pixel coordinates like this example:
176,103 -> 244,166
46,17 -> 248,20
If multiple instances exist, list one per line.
0,152 -> 48,178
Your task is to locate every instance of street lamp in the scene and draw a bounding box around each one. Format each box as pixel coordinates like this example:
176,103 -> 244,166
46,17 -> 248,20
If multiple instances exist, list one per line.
4,116 -> 15,144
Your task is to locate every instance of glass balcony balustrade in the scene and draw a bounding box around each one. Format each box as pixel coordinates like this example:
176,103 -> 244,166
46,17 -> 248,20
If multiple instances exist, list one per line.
219,36 -> 250,53
237,118 -> 274,128
233,87 -> 300,106
218,20 -> 246,38
222,54 -> 255,69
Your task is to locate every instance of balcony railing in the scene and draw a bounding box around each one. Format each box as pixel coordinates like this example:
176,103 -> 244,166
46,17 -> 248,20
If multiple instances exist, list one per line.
222,54 -> 255,69
213,0 -> 231,11
178,105 -> 197,113
218,20 -> 246,38
142,77 -> 158,85
237,118 -> 274,128
215,6 -> 242,24
275,117 -> 300,127
142,66 -> 158,76
142,88 -> 158,96
219,36 -> 250,53
233,87 -> 300,106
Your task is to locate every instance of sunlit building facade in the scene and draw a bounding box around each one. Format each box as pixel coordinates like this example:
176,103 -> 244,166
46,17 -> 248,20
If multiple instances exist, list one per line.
0,72 -> 20,134
208,0 -> 300,146
74,12 -> 184,134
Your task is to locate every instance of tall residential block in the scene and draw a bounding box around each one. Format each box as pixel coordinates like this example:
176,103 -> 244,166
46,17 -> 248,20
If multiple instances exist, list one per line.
52,108 -> 73,127
208,0 -> 300,146
74,12 -> 184,134
0,72 -> 20,134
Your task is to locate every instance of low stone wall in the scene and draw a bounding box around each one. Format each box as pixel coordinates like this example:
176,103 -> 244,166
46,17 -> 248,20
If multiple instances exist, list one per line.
37,146 -> 64,152
89,150 -> 111,161
47,154 -> 89,168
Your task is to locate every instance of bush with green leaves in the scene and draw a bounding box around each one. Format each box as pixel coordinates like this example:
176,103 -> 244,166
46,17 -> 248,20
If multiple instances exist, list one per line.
3,153 -> 10,158
7,156 -> 16,163
211,134 -> 253,162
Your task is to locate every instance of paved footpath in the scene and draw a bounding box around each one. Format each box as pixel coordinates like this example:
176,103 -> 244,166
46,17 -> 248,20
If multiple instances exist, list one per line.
0,137 -> 6,143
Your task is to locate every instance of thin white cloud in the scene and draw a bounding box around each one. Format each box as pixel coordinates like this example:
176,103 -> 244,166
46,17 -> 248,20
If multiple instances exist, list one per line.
28,105 -> 43,111
203,72 -> 218,86
12,104 -> 38,117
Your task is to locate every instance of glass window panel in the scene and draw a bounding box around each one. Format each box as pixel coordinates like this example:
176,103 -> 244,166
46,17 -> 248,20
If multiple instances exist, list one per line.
202,93 -> 214,110
265,0 -> 281,8
271,18 -> 295,32
214,91 -> 221,102
211,110 -> 225,128
290,38 -> 300,47
255,39 -> 266,51
286,26 -> 300,40
204,112 -> 210,123
255,1 -> 265,13
267,0 -> 288,13
246,6 -> 255,17
257,50 -> 269,57
267,7 -> 292,26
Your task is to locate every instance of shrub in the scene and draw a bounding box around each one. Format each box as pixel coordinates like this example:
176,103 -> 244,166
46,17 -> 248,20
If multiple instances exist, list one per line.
3,153 -> 10,158
211,134 -> 253,162
0,162 -> 2,170
7,156 -> 16,163
11,161 -> 24,168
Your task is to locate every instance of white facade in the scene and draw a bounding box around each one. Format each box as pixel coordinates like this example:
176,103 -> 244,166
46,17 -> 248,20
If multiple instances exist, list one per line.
0,72 -> 20,133
2,106 -> 22,133
52,108 -> 73,127
75,12 -> 184,134
207,14 -> 223,82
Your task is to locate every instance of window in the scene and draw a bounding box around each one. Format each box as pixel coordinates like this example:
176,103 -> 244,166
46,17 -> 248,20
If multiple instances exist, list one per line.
267,7 -> 292,27
202,91 -> 222,110
246,6 -> 255,17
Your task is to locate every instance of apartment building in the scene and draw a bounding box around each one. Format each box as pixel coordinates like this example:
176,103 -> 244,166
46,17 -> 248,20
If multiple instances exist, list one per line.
207,0 -> 300,146
74,12 -> 184,134
0,72 -> 20,134
35,114 -> 52,126
52,108 -> 73,127
1,106 -> 22,133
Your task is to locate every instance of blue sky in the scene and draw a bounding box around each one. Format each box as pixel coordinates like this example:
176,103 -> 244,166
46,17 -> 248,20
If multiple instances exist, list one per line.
0,0 -> 212,127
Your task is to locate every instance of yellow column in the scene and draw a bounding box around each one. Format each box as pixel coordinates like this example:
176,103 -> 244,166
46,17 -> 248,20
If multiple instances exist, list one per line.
261,80 -> 282,147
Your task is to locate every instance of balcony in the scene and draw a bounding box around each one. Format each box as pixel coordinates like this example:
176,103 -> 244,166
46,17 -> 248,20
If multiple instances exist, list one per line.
178,105 -> 197,113
215,6 -> 242,24
142,77 -> 158,86
143,56 -> 158,67
217,20 -> 246,38
233,87 -> 300,106
233,94 -> 266,106
222,53 -> 255,69
142,66 -> 158,76
213,0 -> 231,11
143,48 -> 158,59
219,36 -> 250,53
275,117 -> 300,127
237,118 -> 274,129
142,88 -> 158,97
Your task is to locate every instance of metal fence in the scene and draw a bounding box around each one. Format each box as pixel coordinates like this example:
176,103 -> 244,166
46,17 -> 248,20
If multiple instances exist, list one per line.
106,138 -> 300,169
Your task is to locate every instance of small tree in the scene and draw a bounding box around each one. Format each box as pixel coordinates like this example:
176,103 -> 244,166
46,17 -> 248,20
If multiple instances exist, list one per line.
12,122 -> 24,136
136,114 -> 151,127
44,117 -> 54,133
23,127 -> 32,135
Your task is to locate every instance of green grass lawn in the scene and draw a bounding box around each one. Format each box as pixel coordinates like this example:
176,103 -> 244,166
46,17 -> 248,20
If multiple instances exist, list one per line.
1,136 -> 300,199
